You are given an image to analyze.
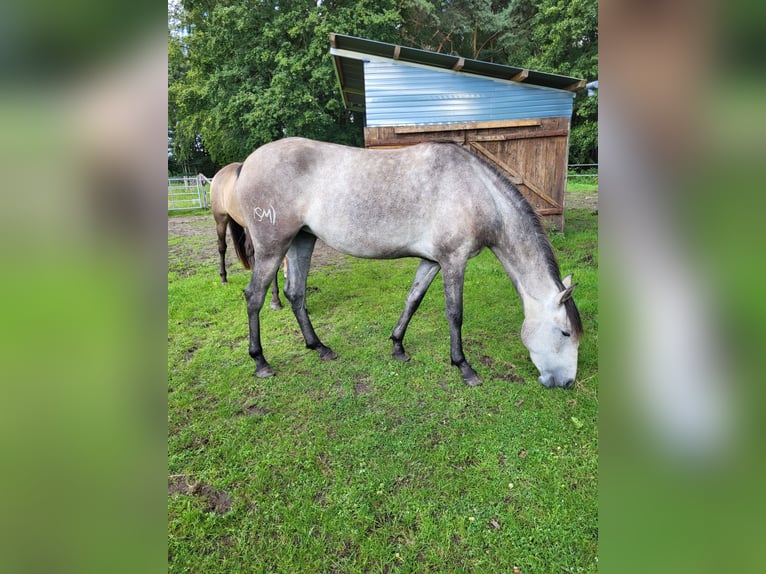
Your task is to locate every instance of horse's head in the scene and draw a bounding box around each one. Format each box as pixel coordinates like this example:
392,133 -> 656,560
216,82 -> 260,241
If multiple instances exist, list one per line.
521,275 -> 582,389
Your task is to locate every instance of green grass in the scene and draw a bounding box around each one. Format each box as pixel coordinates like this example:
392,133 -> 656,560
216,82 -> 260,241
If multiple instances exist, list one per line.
566,175 -> 598,193
168,209 -> 598,573
567,181 -> 598,193
567,172 -> 598,193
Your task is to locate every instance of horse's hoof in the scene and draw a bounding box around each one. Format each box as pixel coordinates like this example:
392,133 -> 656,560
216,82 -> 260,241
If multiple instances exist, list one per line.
463,374 -> 483,387
460,369 -> 483,386
392,351 -> 411,362
455,361 -> 482,386
319,348 -> 338,362
391,340 -> 410,362
269,301 -> 283,310
255,365 -> 275,378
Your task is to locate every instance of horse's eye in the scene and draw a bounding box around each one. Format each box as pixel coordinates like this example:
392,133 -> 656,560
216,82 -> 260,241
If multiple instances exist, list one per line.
561,330 -> 571,337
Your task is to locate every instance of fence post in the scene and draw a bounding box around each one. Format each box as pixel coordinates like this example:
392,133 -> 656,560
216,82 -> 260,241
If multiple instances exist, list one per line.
196,177 -> 205,209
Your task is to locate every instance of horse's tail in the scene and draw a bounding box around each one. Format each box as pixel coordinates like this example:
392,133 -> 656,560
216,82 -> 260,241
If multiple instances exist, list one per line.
229,219 -> 253,270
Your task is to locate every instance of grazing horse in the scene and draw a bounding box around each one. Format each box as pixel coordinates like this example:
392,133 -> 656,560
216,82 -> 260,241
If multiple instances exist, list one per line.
236,137 -> 583,387
208,163 -> 283,310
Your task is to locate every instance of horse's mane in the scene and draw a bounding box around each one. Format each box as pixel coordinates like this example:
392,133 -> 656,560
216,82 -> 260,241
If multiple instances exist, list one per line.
444,142 -> 584,339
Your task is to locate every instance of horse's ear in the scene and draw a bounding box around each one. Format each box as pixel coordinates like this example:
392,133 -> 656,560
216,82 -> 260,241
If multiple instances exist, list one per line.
559,279 -> 577,304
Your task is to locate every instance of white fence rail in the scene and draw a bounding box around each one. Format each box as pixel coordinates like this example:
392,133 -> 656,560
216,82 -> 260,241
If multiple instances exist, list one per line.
567,163 -> 598,179
168,176 -> 209,211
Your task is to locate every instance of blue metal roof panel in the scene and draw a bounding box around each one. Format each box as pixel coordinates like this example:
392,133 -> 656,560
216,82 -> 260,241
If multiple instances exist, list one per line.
363,60 -> 575,127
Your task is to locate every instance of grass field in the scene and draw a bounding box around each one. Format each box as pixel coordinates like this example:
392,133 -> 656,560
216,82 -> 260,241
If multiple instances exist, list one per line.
168,207 -> 598,573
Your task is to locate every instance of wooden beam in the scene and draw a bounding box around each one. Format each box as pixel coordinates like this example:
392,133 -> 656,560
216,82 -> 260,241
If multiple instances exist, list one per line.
468,128 -> 569,142
329,33 -> 337,48
565,79 -> 587,91
452,57 -> 465,72
393,45 -> 401,60
394,119 -> 541,134
364,144 -> 409,150
537,208 -> 564,215
365,137 -> 465,148
511,70 -> 529,82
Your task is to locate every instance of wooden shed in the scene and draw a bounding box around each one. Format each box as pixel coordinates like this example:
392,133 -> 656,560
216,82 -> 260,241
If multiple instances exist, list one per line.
330,33 -> 585,231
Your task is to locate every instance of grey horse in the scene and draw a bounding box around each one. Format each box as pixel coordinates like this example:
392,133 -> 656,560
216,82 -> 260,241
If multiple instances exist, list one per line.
235,137 -> 582,387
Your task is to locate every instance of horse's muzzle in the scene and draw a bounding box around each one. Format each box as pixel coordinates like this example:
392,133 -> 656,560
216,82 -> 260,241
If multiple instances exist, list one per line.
538,375 -> 575,389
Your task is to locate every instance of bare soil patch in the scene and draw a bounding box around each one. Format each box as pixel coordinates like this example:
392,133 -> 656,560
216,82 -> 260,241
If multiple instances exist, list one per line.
168,475 -> 233,515
566,191 -> 598,212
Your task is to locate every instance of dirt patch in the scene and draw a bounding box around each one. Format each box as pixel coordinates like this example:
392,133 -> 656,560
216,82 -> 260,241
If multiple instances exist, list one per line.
242,403 -> 270,417
354,381 -> 372,396
168,474 -> 233,515
478,354 -> 526,383
566,191 -> 599,212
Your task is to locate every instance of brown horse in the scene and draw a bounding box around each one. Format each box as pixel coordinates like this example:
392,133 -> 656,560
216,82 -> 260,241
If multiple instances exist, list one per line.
207,163 -> 283,310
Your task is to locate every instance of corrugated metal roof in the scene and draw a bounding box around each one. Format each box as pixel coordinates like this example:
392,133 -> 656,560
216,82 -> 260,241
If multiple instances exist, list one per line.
364,60 -> 575,127
330,33 -> 586,113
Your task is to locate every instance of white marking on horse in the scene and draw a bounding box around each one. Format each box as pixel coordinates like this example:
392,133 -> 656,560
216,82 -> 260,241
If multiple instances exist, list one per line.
254,205 -> 276,225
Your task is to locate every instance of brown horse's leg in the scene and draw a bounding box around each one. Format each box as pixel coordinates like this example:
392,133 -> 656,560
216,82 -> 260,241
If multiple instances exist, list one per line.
215,215 -> 229,284
390,259 -> 441,362
269,273 -> 283,310
441,262 -> 482,386
284,232 -> 337,362
243,255 -> 284,378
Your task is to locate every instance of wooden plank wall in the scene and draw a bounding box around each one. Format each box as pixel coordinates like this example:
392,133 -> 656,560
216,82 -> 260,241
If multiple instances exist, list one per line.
364,117 -> 570,230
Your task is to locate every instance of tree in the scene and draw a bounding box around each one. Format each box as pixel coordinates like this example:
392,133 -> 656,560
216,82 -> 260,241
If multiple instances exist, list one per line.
509,0 -> 598,163
168,22 -> 216,175
169,0 -> 598,170
399,0 -> 528,61
169,0 -> 401,169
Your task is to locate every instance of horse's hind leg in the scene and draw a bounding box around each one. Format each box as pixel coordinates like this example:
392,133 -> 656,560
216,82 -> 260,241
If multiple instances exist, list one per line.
269,273 -> 283,310
243,254 -> 285,378
215,215 -> 229,283
390,259 -> 441,362
284,232 -> 337,362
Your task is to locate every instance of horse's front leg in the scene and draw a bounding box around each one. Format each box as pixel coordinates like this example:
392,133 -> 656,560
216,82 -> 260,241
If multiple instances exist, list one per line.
442,264 -> 482,386
243,257 -> 284,378
390,259 -> 441,361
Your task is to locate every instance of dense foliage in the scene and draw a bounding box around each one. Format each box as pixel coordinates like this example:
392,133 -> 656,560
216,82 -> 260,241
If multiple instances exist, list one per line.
168,0 -> 597,175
